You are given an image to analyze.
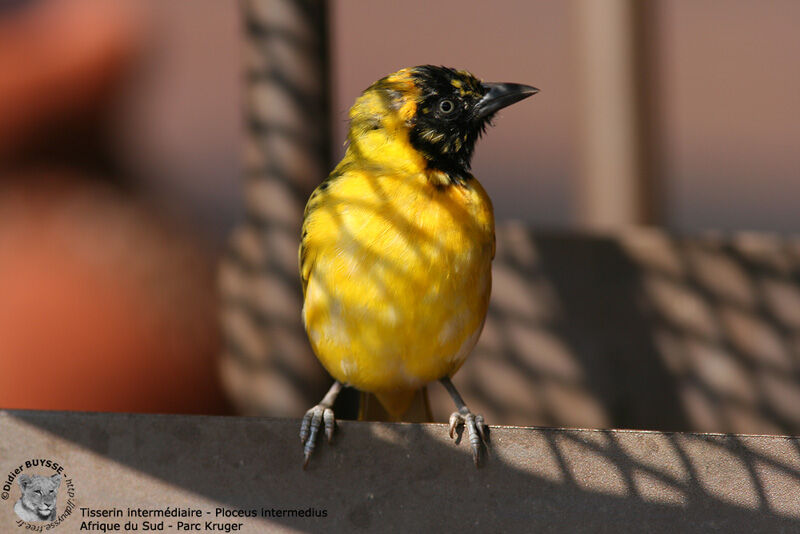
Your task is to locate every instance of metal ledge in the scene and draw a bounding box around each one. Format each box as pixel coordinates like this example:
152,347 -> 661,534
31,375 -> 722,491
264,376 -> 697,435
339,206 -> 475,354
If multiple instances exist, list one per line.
2,410 -> 800,532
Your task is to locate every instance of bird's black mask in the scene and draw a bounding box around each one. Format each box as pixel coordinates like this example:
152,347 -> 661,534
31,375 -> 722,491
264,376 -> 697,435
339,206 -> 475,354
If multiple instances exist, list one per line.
407,65 -> 538,179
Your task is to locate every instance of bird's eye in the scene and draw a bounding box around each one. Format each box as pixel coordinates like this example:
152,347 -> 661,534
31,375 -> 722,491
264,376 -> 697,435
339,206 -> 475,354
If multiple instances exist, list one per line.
437,99 -> 455,115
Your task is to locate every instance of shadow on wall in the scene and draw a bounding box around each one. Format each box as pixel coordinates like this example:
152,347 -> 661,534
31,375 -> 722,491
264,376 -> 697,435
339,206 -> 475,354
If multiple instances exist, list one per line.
430,224 -> 800,436
219,0 -> 800,438
218,0 -> 333,418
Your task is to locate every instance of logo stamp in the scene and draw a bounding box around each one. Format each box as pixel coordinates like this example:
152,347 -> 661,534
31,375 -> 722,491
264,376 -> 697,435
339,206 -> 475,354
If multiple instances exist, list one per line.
2,459 -> 76,530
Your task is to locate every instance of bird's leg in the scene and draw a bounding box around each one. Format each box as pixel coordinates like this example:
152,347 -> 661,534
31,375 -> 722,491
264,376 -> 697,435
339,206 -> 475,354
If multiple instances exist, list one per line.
299,381 -> 343,469
440,377 -> 488,467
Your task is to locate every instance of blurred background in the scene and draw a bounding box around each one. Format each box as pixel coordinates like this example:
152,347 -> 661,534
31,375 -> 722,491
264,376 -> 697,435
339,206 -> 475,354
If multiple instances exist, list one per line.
1,0 -> 799,433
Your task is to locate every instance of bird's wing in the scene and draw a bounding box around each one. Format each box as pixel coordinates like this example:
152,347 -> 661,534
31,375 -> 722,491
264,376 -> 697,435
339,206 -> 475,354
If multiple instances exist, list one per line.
298,203 -> 315,298
299,163 -> 353,296
298,175 -> 333,297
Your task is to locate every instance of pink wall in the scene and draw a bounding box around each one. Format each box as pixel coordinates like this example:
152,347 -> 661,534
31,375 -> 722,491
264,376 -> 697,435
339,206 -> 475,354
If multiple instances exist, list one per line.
332,0 -> 800,233
109,0 -> 800,236
331,0 -> 576,228
657,0 -> 800,233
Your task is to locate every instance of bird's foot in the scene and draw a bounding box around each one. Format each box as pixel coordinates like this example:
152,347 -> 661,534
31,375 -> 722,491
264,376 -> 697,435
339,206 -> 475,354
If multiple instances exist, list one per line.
299,403 -> 335,469
448,407 -> 489,467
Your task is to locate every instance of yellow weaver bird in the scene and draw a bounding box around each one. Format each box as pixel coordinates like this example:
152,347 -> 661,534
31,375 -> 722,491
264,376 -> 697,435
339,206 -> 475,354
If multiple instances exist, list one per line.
299,65 -> 537,467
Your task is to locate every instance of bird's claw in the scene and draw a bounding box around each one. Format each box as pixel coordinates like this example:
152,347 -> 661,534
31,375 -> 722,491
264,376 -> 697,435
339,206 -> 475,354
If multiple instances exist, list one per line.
299,404 -> 336,469
448,408 -> 489,466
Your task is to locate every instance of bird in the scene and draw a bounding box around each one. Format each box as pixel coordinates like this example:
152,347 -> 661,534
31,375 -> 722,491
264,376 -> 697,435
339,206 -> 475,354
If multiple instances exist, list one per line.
298,65 -> 537,467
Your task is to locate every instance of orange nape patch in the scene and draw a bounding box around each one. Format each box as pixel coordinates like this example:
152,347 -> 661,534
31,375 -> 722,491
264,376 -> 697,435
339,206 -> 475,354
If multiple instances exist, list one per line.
383,69 -> 421,122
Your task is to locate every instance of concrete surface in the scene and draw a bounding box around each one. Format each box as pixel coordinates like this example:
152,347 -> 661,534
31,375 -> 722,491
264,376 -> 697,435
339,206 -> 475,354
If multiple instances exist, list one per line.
2,411 -> 800,532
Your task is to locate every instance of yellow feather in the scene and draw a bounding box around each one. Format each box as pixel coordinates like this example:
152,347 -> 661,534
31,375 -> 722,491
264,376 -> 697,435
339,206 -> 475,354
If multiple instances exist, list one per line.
300,75 -> 495,418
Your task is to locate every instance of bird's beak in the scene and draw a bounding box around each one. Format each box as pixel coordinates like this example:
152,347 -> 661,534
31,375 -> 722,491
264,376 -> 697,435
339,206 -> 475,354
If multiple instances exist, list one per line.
475,82 -> 539,119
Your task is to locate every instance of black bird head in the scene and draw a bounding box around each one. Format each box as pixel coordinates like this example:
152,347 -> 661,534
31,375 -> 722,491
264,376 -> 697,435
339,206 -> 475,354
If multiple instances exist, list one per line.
408,65 -> 538,175
347,65 -> 538,180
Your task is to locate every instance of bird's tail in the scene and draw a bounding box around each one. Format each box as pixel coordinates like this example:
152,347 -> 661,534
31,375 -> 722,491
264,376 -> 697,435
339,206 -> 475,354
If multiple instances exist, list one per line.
358,387 -> 433,423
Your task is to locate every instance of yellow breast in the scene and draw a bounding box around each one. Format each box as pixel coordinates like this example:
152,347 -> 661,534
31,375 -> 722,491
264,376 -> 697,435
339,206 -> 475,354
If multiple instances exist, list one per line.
301,164 -> 494,406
